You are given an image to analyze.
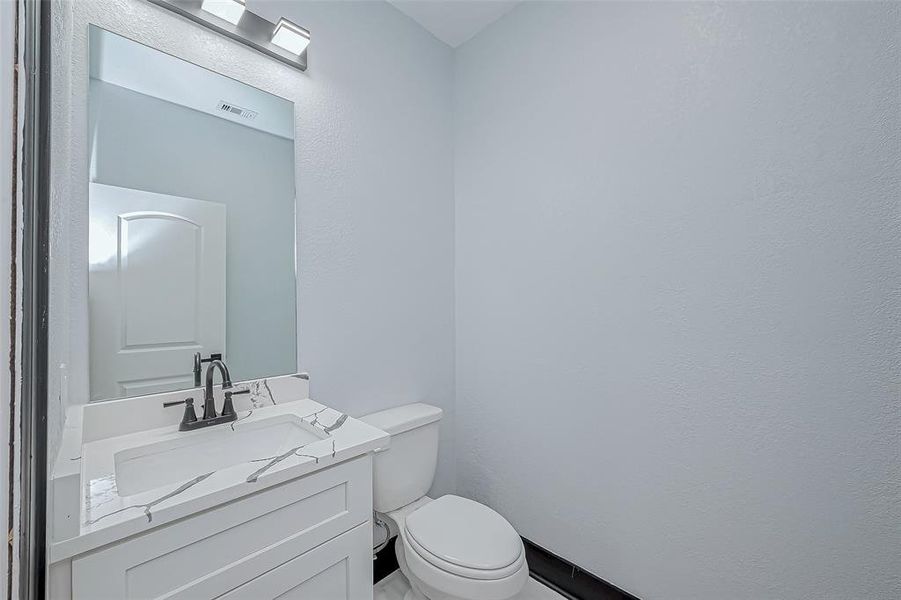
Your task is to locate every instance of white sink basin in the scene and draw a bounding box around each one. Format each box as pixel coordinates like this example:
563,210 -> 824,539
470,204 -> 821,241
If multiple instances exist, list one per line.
113,414 -> 328,496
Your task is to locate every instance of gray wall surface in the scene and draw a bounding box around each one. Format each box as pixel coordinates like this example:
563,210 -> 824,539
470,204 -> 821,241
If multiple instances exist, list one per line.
89,79 -> 297,386
254,0 -> 457,495
453,2 -> 901,598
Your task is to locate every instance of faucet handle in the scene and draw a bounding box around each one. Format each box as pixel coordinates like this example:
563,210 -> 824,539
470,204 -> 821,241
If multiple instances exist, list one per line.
221,388 -> 250,419
164,397 -> 198,430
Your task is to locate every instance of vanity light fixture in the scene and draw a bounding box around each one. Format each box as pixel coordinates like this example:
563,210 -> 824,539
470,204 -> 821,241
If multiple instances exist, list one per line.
271,18 -> 311,56
200,0 -> 245,26
148,0 -> 309,71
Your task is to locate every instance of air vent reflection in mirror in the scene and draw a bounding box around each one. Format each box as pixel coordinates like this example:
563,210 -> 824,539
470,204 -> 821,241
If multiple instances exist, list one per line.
216,100 -> 258,121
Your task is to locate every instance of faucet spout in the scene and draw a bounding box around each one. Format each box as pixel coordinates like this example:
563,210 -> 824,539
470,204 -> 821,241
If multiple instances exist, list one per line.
203,360 -> 232,420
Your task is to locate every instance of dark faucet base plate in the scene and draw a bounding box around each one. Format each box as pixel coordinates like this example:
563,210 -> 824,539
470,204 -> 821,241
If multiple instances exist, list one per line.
178,412 -> 238,432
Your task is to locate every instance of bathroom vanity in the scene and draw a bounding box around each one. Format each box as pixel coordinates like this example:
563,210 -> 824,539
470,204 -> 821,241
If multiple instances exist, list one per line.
48,375 -> 389,599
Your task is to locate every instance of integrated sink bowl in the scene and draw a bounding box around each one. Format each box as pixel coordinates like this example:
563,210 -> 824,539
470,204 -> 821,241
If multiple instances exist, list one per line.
113,414 -> 328,496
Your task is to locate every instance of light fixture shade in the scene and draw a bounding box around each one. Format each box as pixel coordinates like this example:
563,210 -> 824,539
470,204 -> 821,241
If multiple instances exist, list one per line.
200,0 -> 245,25
271,18 -> 311,55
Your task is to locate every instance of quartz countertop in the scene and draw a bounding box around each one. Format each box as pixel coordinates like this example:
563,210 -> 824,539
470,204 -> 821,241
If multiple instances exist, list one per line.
50,398 -> 389,562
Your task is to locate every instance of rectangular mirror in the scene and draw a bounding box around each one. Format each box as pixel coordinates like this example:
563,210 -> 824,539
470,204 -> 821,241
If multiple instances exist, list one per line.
87,25 -> 297,401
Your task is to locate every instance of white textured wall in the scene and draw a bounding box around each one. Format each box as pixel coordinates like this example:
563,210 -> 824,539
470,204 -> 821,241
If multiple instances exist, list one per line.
454,3 -> 901,599
49,0 -> 456,495
255,0 -> 457,495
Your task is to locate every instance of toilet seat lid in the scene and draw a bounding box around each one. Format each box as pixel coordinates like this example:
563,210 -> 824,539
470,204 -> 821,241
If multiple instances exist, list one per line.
404,495 -> 522,571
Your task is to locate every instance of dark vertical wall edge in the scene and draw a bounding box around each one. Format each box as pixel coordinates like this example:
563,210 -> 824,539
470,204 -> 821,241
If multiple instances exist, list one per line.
19,0 -> 51,597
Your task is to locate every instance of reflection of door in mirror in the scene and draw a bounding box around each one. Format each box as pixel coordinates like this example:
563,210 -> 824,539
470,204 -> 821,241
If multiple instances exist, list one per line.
89,183 -> 226,401
86,26 -> 297,402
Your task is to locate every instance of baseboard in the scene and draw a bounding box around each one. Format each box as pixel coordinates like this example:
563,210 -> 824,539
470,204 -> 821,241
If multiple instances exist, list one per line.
373,536 -> 399,584
374,534 -> 639,600
522,537 -> 640,600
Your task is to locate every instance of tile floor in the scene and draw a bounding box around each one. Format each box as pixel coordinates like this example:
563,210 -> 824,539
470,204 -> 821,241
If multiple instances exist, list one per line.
374,570 -> 567,600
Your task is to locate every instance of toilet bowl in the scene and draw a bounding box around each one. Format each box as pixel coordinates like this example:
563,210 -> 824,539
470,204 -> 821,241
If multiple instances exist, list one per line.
391,495 -> 529,600
361,404 -> 529,600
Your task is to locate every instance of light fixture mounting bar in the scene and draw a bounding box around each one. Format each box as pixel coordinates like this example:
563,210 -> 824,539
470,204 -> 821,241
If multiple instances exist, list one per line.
146,0 -> 308,72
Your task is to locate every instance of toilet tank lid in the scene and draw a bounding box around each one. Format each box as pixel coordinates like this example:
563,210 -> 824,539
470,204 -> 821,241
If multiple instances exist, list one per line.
359,403 -> 442,436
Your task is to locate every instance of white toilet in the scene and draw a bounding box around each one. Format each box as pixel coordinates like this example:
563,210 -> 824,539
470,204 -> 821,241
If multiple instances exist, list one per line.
361,404 -> 529,600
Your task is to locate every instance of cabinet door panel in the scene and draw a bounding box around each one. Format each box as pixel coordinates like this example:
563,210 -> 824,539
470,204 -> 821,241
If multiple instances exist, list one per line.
217,523 -> 372,600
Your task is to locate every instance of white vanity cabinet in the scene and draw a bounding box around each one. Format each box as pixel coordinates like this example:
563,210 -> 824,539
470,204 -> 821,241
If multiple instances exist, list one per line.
66,455 -> 373,600
217,523 -> 371,600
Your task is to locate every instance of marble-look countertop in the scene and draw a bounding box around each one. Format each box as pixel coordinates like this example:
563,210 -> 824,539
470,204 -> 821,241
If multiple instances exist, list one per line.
50,398 -> 389,563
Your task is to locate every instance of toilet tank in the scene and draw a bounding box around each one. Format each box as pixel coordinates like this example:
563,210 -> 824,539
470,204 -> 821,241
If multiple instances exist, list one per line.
360,404 -> 442,513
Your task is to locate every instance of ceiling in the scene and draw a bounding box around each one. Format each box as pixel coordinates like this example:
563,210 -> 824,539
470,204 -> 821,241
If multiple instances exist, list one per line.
388,1 -> 519,48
